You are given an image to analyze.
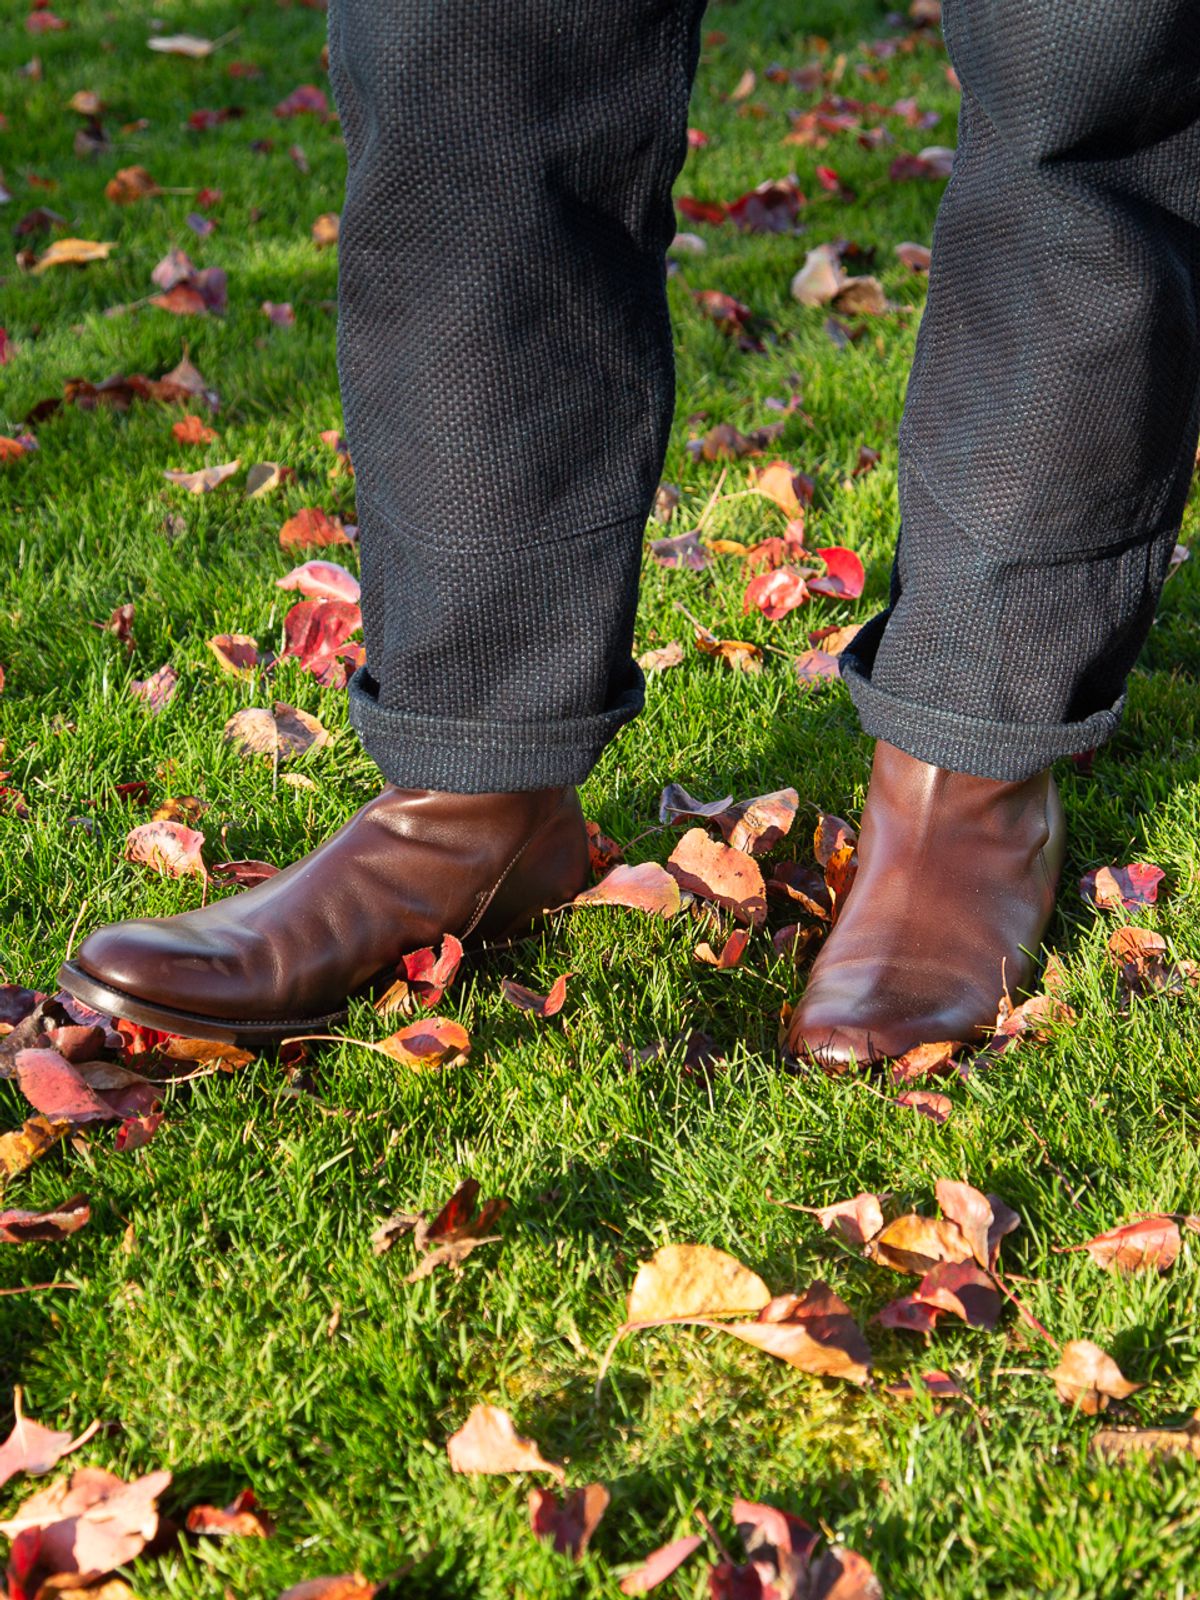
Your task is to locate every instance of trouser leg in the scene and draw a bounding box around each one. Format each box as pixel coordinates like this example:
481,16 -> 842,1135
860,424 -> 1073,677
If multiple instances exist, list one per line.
841,0 -> 1200,780
326,0 -> 705,793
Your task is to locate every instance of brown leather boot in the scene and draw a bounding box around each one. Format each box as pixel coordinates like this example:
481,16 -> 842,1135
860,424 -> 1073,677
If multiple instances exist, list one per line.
785,742 -> 1066,1069
58,786 -> 589,1048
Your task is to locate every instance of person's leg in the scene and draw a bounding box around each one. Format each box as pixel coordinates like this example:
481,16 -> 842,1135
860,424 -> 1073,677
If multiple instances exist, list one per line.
790,0 -> 1200,1066
59,0 -> 705,1047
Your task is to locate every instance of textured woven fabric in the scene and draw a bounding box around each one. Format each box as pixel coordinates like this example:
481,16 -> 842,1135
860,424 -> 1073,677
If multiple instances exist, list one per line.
330,0 -> 1200,791
328,0 -> 705,790
842,0 -> 1200,778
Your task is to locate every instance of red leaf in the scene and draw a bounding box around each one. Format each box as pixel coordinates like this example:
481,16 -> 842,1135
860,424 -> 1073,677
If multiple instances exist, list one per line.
501,973 -> 571,1018
743,566 -> 810,620
0,1195 -> 89,1245
895,1090 -> 952,1123
801,1191 -> 884,1247
396,933 -> 465,1008
124,820 -> 205,878
528,1483 -> 609,1559
0,1393 -> 99,1492
1064,1215 -> 1181,1274
186,1487 -> 274,1538
0,1466 -> 172,1587
115,1112 -> 163,1152
276,560 -> 361,604
619,1533 -> 704,1594
278,507 -> 352,549
1079,863 -> 1165,911
808,545 -> 866,600
281,598 -> 362,686
694,926 -> 751,969
274,85 -> 329,118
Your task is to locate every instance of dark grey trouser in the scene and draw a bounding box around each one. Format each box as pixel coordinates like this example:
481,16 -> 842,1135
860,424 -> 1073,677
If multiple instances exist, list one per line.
327,0 -> 1200,792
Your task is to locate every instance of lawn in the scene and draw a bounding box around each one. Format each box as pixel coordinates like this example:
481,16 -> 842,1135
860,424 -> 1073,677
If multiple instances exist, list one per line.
3,1 -> 1200,1597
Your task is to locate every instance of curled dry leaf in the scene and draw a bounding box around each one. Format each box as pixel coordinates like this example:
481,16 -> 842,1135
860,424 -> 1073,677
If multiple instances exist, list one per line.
934,1179 -> 993,1269
0,1195 -> 90,1245
376,1017 -> 470,1072
794,648 -> 841,684
15,1051 -> 159,1125
649,529 -> 710,571
716,1283 -> 872,1384
376,933 -> 465,1014
212,859 -> 279,887
619,1533 -> 704,1595
279,507 -> 351,549
659,784 -> 734,825
0,1466 -> 172,1588
694,926 -> 750,969
501,974 -> 570,1018
573,862 -> 682,918
208,634 -> 263,677
769,860 -> 831,920
1080,863 -> 1165,911
748,460 -> 814,518
163,459 -> 239,493
32,239 -> 116,272
185,1488 -> 274,1537
870,1213 -> 973,1275
895,241 -> 932,271
0,1393 -> 100,1491
446,1404 -> 565,1482
528,1483 -> 610,1560
638,640 -> 685,673
743,566 -> 811,620
277,560 -> 361,604
1051,1340 -> 1140,1414
224,703 -> 329,761
809,545 -> 866,601
124,820 -> 205,878
885,1370 -> 965,1402
627,1243 -> 771,1322
1062,1215 -> 1180,1274
666,828 -> 767,927
692,626 -> 763,674
890,1040 -> 961,1085
0,1117 -> 70,1193
879,1261 -> 1002,1333
802,1191 -> 885,1247
715,788 -> 798,854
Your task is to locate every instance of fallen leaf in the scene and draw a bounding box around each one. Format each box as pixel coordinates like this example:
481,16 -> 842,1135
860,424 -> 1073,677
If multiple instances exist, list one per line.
446,1404 -> 565,1482
895,241 -> 932,272
275,85 -> 329,118
376,1018 -> 470,1072
768,860 -> 832,920
281,598 -> 363,686
870,1213 -> 973,1275
245,462 -> 291,497
638,640 -> 685,673
1061,1215 -> 1181,1274
1051,1340 -> 1140,1414
666,828 -> 767,926
1091,1414 -> 1200,1463
163,459 -> 239,493
935,1179 -> 993,1269
801,1192 -> 885,1247
1108,925 -> 1198,999
528,1483 -> 610,1560
32,239 -> 116,272
0,1466 -> 172,1587
573,862 -> 682,918
831,276 -> 888,315
114,1113 -> 162,1152
277,560 -> 361,604
790,243 -> 845,306
715,788 -> 798,854
880,1261 -> 1002,1333
279,508 -> 352,549
0,1195 -> 90,1245
0,1117 -> 69,1193
885,1370 -> 965,1401
895,1090 -> 953,1123
809,1544 -> 883,1600
649,529 -> 710,571
14,1052 -> 159,1125
794,648 -> 842,684
124,820 -> 206,878
0,1393 -> 100,1491
185,1488 -> 274,1538
692,628 -> 763,674
148,32 -> 221,56
890,1040 -> 961,1085
211,859 -> 279,887
501,974 -> 571,1018
207,634 -> 263,677
129,662 -> 178,713
312,212 -> 340,248
716,1283 -> 872,1384
659,785 -> 734,826
743,566 -> 811,620
627,1243 -> 771,1322
276,1578 -> 377,1600
1080,863 -> 1166,911
223,703 -> 329,760
748,460 -> 814,517
263,301 -> 296,328
172,414 -> 216,445
809,546 -> 866,600
619,1533 -> 704,1594
694,927 -> 750,969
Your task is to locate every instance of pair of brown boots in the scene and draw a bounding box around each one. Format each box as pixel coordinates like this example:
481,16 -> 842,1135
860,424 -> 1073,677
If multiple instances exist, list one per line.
58,742 -> 1065,1064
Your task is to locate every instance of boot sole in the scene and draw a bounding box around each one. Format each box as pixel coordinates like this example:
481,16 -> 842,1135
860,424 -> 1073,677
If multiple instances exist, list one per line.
56,921 -> 543,1055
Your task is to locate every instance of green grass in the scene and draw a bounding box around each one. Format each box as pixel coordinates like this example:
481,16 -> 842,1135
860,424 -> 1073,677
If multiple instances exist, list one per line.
3,2 -> 1200,1596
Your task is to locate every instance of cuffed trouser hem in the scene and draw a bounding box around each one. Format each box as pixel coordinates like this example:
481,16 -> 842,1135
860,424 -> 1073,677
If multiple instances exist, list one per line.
839,612 -> 1123,782
347,665 -> 644,793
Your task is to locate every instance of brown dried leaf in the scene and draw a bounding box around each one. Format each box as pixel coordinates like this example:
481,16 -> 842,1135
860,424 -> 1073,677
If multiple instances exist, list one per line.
1066,1215 -> 1181,1274
801,1192 -> 885,1247
637,640 -> 685,673
0,1393 -> 99,1491
163,459 -> 239,493
124,820 -> 205,878
376,1017 -> 470,1071
1080,863 -> 1165,911
207,633 -> 262,677
279,507 -> 351,548
446,1404 -> 565,1482
500,974 -> 570,1017
714,787 -> 799,854
694,926 -> 750,969
32,238 -> 116,272
0,1194 -> 90,1245
1051,1340 -> 1140,1414
185,1488 -> 274,1537
277,1578 -> 377,1600
935,1179 -> 994,1269
528,1483 -> 610,1560
870,1213 -> 973,1275
713,1283 -> 872,1384
895,1090 -> 953,1123
666,828 -> 767,927
223,703 -> 329,761
1091,1414 -> 1200,1463
890,1040 -> 961,1085
627,1243 -> 771,1322
0,1116 -> 70,1194
573,862 -> 682,918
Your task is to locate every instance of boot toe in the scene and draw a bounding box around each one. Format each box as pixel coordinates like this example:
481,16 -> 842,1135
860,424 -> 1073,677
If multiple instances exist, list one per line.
74,920 -> 174,1001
